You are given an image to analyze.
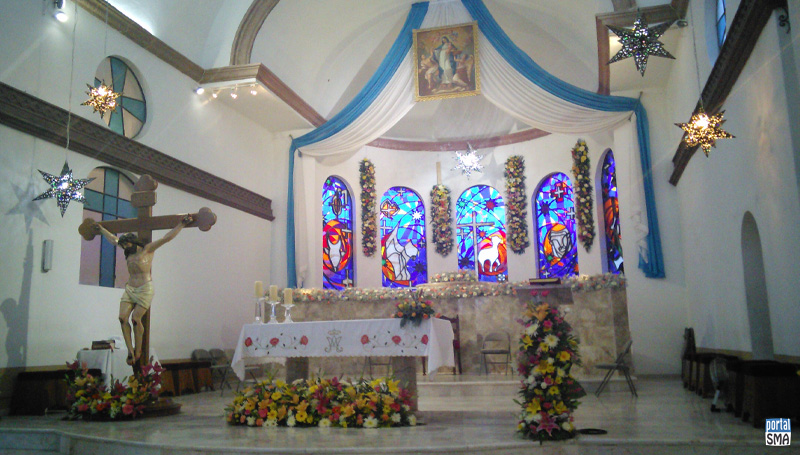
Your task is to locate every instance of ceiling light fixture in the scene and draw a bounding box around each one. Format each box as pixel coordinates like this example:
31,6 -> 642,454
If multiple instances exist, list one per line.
250,85 -> 258,96
194,87 -> 205,95
53,0 -> 68,22
212,90 -> 218,99
230,87 -> 238,99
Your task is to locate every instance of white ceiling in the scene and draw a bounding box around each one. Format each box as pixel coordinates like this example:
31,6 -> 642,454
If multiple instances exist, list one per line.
107,0 -> 681,141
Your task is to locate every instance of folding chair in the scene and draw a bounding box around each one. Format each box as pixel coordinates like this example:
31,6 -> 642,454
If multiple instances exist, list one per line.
595,339 -> 637,397
480,332 -> 511,375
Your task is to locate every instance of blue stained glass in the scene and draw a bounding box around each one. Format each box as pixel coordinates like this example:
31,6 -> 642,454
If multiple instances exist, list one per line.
322,176 -> 355,289
601,151 -> 624,274
456,185 -> 507,282
380,187 -> 427,288
534,173 -> 578,278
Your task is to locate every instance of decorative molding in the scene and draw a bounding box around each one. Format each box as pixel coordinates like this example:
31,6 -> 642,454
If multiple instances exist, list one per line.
669,0 -> 786,185
0,82 -> 274,221
74,0 -> 204,81
200,64 -> 326,127
230,0 -> 280,66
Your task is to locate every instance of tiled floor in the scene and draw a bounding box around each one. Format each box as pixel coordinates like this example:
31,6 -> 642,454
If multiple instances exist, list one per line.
0,376 -> 794,454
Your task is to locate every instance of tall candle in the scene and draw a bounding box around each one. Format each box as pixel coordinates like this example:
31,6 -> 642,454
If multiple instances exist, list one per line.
284,288 -> 293,305
436,161 -> 442,185
269,285 -> 278,301
254,281 -> 263,298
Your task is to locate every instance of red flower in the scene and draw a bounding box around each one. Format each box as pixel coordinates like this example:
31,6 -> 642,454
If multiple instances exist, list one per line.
421,335 -> 429,345
269,337 -> 279,346
300,335 -> 309,345
392,335 -> 402,345
361,335 -> 370,345
244,337 -> 253,347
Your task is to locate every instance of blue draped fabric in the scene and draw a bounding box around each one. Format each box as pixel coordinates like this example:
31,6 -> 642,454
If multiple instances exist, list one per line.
462,0 -> 665,278
286,2 -> 429,287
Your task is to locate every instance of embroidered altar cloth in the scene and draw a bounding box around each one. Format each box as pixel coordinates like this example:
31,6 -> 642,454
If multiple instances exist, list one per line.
232,318 -> 454,380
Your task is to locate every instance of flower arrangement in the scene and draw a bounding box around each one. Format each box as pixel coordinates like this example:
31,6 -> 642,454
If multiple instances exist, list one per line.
564,273 -> 626,293
64,360 -> 163,420
430,184 -> 453,256
393,298 -> 438,327
430,271 -> 477,283
225,377 -> 416,428
359,159 -> 377,257
505,156 -> 529,254
570,139 -> 595,251
516,292 -> 585,442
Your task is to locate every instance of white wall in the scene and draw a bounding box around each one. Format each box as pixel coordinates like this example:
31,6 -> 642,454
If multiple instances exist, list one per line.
659,1 -> 800,360
0,1 -> 284,367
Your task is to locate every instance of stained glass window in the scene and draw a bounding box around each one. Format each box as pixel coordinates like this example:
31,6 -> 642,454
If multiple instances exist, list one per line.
322,176 -> 355,289
94,57 -> 146,138
601,151 -> 624,274
534,173 -> 578,278
716,0 -> 727,48
456,185 -> 507,282
380,187 -> 427,287
79,167 -> 137,288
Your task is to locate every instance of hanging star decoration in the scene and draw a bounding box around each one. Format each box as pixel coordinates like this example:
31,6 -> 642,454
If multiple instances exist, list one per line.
607,16 -> 675,76
81,81 -> 120,118
452,143 -> 484,179
33,161 -> 94,217
675,107 -> 734,156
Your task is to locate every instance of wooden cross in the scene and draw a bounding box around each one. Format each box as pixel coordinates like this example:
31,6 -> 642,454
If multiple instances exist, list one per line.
78,175 -> 216,372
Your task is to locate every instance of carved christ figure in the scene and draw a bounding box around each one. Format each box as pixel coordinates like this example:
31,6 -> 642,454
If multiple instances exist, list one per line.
91,215 -> 193,365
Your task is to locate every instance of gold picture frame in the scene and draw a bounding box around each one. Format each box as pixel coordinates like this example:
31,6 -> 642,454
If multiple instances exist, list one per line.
413,22 -> 480,102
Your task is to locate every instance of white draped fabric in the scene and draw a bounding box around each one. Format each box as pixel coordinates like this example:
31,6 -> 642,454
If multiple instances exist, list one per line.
293,0 -> 649,282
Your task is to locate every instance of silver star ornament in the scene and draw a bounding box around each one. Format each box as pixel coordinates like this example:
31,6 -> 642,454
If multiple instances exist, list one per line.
33,161 -> 95,217
608,16 -> 676,76
452,143 -> 484,179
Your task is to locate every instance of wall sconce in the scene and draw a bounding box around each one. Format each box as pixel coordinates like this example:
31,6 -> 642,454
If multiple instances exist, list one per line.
53,0 -> 68,22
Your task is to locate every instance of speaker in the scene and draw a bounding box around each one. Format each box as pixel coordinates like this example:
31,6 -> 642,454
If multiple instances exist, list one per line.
42,239 -> 53,272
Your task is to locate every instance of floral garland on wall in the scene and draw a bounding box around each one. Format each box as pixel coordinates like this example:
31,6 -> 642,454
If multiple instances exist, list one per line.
505,156 -> 530,254
517,292 -> 585,442
430,184 -> 453,256
225,377 -> 416,428
564,273 -> 626,292
570,139 -> 595,251
359,159 -> 377,256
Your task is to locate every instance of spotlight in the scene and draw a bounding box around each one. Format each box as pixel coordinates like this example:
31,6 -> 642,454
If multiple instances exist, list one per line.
53,0 -> 68,22
211,90 -> 218,99
230,87 -> 238,99
250,86 -> 258,96
194,87 -> 205,95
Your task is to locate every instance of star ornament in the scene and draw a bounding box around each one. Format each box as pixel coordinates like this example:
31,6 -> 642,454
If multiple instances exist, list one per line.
608,16 -> 676,76
33,161 -> 95,217
452,143 -> 484,179
81,82 -> 120,118
675,108 -> 735,156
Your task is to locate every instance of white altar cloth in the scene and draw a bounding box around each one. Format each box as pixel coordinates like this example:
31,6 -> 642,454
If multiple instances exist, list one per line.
232,318 -> 454,380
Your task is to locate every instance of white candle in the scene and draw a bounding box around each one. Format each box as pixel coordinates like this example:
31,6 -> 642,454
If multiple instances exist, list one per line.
436,161 -> 442,185
284,288 -> 293,305
254,281 -> 263,298
269,285 -> 278,301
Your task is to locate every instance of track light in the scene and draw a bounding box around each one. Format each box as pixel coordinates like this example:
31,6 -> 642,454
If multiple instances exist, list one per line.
250,85 -> 258,96
211,90 -> 218,99
194,87 -> 205,95
230,87 -> 238,99
53,0 -> 68,22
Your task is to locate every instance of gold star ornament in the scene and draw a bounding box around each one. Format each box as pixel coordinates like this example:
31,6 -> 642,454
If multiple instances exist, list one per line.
81,82 -> 120,118
675,108 -> 734,156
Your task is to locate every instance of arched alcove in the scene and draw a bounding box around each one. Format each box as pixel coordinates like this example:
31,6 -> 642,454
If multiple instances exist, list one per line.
741,212 -> 774,359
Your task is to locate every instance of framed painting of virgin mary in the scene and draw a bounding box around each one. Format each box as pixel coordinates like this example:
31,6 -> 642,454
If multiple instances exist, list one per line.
413,22 -> 480,101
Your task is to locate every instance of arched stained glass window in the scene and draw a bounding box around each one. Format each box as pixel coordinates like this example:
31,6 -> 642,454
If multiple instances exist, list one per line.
322,176 -> 355,289
716,0 -> 727,49
534,173 -> 578,278
79,167 -> 137,287
456,185 -> 507,282
601,151 -> 624,274
380,187 -> 427,287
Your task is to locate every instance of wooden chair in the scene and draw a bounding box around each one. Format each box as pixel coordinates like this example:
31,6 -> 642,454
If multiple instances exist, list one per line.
363,357 -> 392,377
421,315 -> 462,375
594,339 -> 637,397
480,331 -> 511,375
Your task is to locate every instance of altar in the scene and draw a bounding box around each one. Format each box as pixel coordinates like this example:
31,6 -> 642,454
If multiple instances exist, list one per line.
283,277 -> 631,377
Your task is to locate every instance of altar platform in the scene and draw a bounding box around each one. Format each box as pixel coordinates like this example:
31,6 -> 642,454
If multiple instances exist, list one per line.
0,376 -> 787,454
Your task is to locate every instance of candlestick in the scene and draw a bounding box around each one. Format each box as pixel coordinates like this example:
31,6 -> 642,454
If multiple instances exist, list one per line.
269,285 -> 278,301
283,288 -> 293,306
255,281 -> 263,298
282,288 -> 295,323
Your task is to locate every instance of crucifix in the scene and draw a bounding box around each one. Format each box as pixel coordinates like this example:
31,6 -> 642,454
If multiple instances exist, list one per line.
457,216 -> 494,276
78,175 -> 216,372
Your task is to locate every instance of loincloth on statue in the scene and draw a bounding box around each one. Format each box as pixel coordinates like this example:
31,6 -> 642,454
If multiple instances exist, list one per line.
120,281 -> 155,310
